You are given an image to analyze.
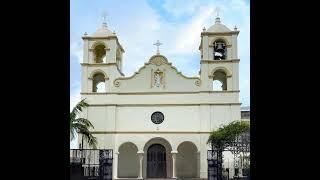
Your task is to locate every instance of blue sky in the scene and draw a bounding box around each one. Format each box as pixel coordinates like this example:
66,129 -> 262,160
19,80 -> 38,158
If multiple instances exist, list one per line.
70,0 -> 250,147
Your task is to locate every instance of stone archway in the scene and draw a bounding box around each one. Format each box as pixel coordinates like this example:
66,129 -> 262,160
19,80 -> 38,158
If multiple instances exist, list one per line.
118,142 -> 139,178
143,137 -> 173,178
176,141 -> 200,178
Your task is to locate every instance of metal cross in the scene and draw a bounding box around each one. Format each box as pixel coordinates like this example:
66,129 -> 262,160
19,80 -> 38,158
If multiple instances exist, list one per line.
102,11 -> 107,24
153,40 -> 162,55
215,7 -> 221,17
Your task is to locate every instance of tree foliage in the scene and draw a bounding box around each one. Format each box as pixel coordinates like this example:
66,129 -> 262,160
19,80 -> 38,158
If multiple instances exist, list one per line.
70,99 -> 98,149
207,120 -> 250,148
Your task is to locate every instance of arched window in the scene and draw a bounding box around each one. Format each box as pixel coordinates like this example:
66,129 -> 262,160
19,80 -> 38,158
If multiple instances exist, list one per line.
213,40 -> 227,60
93,44 -> 106,63
92,73 -> 105,92
212,70 -> 227,91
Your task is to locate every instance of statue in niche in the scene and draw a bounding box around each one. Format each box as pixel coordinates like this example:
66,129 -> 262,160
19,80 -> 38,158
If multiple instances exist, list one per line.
153,69 -> 164,88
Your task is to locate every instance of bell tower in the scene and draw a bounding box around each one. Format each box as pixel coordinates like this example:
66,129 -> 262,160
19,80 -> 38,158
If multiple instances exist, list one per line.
199,14 -> 240,92
81,16 -> 125,93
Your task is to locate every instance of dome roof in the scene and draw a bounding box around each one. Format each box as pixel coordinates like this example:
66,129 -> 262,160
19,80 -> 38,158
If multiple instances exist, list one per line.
91,22 -> 114,37
207,17 -> 231,32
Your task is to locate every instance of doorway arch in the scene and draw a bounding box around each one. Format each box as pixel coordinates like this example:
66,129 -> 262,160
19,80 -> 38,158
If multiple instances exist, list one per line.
143,137 -> 173,178
147,144 -> 167,178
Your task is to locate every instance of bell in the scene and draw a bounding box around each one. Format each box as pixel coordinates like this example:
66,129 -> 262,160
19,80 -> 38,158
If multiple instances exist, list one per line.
216,43 -> 224,50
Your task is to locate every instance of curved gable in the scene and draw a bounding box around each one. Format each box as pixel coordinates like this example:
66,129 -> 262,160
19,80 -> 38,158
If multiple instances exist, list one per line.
113,55 -> 200,92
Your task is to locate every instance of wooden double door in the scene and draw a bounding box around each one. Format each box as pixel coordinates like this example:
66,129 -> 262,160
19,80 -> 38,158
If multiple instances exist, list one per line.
147,144 -> 167,178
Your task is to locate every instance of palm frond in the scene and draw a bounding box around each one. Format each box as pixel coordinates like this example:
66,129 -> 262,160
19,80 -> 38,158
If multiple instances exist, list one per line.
70,99 -> 89,118
74,118 -> 95,129
70,98 -> 98,149
80,129 -> 98,149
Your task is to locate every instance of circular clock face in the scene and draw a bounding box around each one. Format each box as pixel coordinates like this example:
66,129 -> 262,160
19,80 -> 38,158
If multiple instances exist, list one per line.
151,111 -> 164,124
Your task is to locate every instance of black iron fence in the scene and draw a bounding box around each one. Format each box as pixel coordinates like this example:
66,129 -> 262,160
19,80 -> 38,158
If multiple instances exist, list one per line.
208,150 -> 222,180
70,149 -> 113,180
208,131 -> 250,180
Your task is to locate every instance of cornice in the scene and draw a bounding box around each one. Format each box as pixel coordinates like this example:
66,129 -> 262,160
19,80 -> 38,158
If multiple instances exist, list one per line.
201,31 -> 240,36
81,63 -> 118,66
200,59 -> 240,64
86,103 -> 242,106
82,36 -> 118,40
82,36 -> 125,52
91,131 -> 212,134
81,63 -> 125,76
80,90 -> 240,95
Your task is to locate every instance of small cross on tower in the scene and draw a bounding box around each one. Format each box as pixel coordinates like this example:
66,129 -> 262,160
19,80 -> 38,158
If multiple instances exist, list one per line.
102,11 -> 108,26
214,7 -> 222,23
153,40 -> 162,55
215,7 -> 221,18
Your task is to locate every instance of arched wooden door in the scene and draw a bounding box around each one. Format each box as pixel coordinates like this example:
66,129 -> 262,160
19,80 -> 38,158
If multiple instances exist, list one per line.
147,144 -> 166,178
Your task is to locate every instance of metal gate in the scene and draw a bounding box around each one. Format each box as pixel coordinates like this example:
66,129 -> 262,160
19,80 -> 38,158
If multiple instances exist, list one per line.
208,131 -> 250,180
70,149 -> 113,180
208,149 -> 223,180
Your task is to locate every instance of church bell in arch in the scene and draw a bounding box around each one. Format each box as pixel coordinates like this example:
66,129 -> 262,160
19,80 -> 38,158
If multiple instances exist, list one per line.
214,41 -> 226,60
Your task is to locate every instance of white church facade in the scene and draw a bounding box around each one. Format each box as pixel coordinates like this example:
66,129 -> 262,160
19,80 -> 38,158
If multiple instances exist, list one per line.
78,15 -> 241,179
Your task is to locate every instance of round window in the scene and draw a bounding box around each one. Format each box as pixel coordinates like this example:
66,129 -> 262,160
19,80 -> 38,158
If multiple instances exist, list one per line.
151,111 -> 164,124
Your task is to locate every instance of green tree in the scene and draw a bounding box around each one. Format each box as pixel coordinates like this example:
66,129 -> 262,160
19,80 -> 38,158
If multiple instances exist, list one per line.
207,120 -> 250,180
207,120 -> 250,149
70,99 -> 98,149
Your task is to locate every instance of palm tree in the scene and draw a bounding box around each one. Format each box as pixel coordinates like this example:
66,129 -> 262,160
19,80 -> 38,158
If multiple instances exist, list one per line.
70,99 -> 98,149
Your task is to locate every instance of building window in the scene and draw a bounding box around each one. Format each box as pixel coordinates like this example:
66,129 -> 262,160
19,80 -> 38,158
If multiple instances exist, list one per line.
151,111 -> 164,124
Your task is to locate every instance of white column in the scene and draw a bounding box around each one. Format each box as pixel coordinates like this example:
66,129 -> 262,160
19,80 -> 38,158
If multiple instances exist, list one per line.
197,151 -> 201,178
89,49 -> 94,63
137,151 -> 144,179
171,150 -> 178,179
88,78 -> 93,92
226,76 -> 232,91
113,152 -> 119,179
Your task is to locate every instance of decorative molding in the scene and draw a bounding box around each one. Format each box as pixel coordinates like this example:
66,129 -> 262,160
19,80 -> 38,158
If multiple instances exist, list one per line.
89,69 -> 109,79
200,59 -> 240,64
113,54 -> 200,87
82,36 -> 125,52
81,63 -> 118,66
209,37 -> 231,46
80,90 -> 240,95
201,31 -> 239,36
113,80 -> 120,87
90,41 -> 108,50
149,55 -> 168,66
86,103 -> 242,106
195,79 -> 201,86
91,131 -> 212,134
210,66 -> 232,77
82,35 -> 118,40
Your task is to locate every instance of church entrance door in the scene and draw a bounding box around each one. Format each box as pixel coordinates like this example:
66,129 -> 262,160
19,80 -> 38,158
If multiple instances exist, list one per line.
147,144 -> 167,178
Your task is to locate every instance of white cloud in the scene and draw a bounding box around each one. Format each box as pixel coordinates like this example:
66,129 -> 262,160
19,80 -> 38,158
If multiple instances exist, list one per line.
70,41 -> 83,63
70,86 -> 81,112
162,0 -> 200,17
173,6 -> 214,55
